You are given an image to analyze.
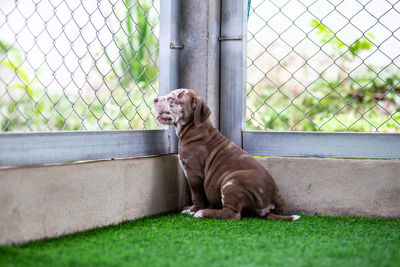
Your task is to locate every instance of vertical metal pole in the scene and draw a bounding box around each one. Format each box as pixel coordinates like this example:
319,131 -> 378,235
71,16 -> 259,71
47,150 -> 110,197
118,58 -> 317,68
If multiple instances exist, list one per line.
159,0 -> 181,153
220,0 -> 247,147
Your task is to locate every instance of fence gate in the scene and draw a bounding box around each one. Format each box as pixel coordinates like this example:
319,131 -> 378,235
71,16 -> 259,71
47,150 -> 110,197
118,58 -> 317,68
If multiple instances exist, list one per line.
220,0 -> 400,159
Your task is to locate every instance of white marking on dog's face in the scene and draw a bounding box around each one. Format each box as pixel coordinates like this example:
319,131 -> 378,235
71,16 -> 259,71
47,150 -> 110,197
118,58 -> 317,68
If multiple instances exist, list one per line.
153,89 -> 188,125
153,89 -> 198,134
259,203 -> 275,217
154,88 -> 211,134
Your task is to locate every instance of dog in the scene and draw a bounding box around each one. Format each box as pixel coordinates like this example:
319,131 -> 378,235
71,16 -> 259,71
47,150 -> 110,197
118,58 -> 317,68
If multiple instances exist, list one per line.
154,89 -> 300,221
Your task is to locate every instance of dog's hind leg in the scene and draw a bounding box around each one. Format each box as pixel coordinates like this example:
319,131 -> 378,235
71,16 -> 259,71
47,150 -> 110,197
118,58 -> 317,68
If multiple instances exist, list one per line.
268,192 -> 301,221
194,182 -> 243,220
272,192 -> 285,215
194,207 -> 241,220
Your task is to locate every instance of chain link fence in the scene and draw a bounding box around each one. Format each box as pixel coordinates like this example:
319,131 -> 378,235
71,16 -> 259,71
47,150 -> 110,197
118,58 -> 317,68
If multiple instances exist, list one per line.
247,0 -> 400,132
0,0 -> 159,131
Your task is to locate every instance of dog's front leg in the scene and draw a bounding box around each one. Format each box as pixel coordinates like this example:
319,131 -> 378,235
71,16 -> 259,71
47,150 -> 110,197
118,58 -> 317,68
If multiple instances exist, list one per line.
182,174 -> 208,215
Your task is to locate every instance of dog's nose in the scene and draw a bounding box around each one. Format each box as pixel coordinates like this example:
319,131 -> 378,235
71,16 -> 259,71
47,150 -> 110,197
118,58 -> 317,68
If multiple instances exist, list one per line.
154,97 -> 159,103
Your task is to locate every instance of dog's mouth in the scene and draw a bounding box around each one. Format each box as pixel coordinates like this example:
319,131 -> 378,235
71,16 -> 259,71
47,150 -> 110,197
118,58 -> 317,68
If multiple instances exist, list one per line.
156,112 -> 173,124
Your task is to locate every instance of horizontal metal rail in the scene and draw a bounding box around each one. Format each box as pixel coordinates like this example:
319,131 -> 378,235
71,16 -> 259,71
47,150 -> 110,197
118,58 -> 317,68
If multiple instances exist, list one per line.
243,131 -> 400,159
0,130 -> 169,167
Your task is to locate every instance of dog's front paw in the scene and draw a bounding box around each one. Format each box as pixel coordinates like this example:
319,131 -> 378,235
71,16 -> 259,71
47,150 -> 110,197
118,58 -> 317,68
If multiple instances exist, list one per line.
194,210 -> 205,218
181,205 -> 197,215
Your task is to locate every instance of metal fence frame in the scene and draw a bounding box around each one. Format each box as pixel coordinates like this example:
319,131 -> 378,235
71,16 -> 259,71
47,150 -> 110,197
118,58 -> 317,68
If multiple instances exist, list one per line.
0,0 -> 181,167
220,0 -> 400,159
0,130 -> 169,166
2,0 -> 400,167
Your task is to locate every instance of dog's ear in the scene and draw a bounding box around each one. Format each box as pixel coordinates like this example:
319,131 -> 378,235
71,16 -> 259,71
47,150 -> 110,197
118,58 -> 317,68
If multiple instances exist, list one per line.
192,96 -> 211,126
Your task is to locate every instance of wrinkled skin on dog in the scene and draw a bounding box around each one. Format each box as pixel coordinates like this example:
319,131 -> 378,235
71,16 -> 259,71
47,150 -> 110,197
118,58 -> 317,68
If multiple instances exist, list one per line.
154,89 -> 299,221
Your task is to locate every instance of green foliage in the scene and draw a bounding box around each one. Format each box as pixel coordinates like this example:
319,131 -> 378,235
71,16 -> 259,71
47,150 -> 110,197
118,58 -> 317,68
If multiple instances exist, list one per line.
0,0 -> 159,131
105,0 -> 158,88
310,19 -> 376,58
247,20 -> 400,132
0,40 -> 32,94
0,40 -> 41,131
0,214 -> 399,266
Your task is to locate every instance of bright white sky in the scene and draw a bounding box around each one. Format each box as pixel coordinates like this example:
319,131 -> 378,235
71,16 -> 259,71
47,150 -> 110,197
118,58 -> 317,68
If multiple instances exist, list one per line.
0,0 -> 399,94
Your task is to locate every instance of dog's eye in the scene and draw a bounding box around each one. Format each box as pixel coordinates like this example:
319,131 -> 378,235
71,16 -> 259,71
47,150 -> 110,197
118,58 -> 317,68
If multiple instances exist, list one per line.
167,97 -> 174,102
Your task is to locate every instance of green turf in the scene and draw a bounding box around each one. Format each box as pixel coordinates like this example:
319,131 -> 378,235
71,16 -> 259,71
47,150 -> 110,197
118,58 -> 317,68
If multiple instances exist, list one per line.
1,214 -> 399,267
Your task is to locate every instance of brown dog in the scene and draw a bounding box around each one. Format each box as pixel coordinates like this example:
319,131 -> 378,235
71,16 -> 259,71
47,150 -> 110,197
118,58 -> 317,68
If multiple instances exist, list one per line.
154,89 -> 299,221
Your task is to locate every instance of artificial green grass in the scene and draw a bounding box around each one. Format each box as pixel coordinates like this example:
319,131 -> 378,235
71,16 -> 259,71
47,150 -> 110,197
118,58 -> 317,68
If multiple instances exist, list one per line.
1,214 -> 399,267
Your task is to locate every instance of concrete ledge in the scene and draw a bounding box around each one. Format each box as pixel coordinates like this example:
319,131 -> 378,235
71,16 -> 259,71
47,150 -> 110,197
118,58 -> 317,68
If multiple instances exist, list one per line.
257,157 -> 400,218
0,155 -> 189,245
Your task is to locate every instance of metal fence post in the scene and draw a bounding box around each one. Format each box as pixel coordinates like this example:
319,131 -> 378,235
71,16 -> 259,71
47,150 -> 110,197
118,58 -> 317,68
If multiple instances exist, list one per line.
159,0 -> 181,153
220,0 -> 248,147
179,0 -> 221,129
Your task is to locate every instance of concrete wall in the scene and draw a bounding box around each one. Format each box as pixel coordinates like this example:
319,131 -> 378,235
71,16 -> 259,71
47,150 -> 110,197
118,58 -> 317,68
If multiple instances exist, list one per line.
0,155 -> 189,245
1,154 -> 399,245
258,157 -> 400,218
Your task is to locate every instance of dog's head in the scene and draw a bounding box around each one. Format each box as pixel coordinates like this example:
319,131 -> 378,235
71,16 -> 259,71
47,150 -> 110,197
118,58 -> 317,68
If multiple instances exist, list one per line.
153,89 -> 211,128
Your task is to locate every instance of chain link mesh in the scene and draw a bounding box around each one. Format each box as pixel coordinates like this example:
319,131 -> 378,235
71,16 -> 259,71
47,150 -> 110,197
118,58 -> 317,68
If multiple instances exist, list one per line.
0,0 -> 159,131
247,0 -> 400,132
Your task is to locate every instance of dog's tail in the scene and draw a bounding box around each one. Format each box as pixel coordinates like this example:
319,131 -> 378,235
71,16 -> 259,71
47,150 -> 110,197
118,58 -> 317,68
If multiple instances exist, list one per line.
267,213 -> 300,221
